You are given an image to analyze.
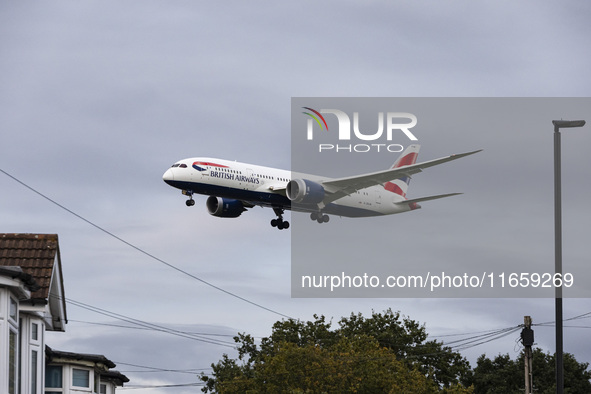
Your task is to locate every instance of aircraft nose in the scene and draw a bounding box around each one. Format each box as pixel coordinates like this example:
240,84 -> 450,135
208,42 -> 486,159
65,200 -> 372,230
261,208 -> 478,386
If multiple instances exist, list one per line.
163,168 -> 175,184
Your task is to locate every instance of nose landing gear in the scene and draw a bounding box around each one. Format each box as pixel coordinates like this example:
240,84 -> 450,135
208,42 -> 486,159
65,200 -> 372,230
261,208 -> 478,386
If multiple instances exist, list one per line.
183,190 -> 195,206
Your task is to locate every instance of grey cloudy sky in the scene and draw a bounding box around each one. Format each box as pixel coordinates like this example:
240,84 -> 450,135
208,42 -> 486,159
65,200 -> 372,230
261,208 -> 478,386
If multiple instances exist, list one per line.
2,1 -> 591,392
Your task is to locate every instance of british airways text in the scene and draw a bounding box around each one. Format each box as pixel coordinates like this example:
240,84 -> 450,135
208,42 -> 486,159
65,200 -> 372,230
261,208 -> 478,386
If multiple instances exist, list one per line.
210,170 -> 260,184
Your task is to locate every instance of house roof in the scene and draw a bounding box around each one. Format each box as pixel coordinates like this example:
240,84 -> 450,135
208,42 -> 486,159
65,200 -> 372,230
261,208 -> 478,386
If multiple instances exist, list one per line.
0,266 -> 41,292
98,370 -> 130,385
0,233 -> 67,330
0,233 -> 64,301
45,347 -> 129,386
46,346 -> 117,369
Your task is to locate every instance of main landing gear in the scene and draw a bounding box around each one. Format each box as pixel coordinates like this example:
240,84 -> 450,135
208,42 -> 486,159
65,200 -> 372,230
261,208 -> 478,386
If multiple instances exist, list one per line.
183,190 -> 195,206
271,207 -> 289,230
310,212 -> 329,224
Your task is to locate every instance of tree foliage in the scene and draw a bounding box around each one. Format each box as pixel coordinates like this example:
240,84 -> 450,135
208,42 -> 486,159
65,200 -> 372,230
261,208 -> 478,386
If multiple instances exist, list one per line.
471,348 -> 591,394
337,310 -> 471,387
201,309 -> 473,393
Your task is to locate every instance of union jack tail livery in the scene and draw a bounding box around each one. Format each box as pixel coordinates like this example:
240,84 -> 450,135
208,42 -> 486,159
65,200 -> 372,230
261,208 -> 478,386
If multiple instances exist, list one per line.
384,144 -> 420,198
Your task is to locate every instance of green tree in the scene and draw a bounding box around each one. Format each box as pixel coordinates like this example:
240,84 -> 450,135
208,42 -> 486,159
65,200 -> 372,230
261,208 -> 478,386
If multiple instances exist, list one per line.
201,309 -> 473,393
255,336 -> 438,393
471,348 -> 591,394
471,353 -> 520,393
337,310 -> 472,388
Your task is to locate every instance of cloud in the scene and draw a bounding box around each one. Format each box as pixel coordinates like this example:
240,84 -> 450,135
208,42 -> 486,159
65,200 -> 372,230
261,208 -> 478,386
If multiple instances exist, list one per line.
2,1 -> 591,391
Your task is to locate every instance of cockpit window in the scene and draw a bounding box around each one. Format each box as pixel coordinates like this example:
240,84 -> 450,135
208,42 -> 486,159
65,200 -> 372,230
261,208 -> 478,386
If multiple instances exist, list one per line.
172,164 -> 180,168
179,164 -> 187,168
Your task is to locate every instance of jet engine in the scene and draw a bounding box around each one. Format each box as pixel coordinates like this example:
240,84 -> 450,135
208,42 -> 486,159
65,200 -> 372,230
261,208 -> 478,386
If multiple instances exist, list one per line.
286,179 -> 325,204
206,196 -> 245,218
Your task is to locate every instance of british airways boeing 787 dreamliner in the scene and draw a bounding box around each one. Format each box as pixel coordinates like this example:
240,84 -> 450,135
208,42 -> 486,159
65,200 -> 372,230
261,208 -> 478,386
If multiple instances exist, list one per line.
162,145 -> 480,230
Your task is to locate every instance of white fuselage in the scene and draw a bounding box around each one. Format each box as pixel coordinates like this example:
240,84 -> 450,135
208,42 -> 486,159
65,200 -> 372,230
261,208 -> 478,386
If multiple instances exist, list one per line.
162,158 -> 412,218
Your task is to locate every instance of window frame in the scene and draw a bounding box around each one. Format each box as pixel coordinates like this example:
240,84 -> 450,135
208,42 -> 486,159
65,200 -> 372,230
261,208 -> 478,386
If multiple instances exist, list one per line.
45,364 -> 64,392
31,321 -> 39,342
8,296 -> 18,323
31,349 -> 39,393
8,327 -> 18,394
72,367 -> 92,390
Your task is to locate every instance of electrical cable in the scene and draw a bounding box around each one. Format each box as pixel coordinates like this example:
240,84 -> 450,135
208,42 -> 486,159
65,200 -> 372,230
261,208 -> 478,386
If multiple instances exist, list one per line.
118,382 -> 204,390
68,319 -> 238,337
0,167 -> 293,319
533,310 -> 591,327
52,294 -> 236,348
113,361 -> 211,375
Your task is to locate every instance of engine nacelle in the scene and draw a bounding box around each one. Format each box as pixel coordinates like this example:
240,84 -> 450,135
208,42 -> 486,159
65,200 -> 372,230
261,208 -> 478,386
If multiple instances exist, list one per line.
206,196 -> 245,218
286,179 -> 325,204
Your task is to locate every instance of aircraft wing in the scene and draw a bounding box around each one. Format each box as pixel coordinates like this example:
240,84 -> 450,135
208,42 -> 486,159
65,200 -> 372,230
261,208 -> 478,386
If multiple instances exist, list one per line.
394,193 -> 462,206
319,149 -> 481,206
267,184 -> 287,196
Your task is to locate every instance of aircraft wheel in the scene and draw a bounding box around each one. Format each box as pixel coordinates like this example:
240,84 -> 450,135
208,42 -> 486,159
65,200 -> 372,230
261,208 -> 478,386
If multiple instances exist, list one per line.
322,215 -> 330,223
283,221 -> 290,229
316,217 -> 323,224
186,199 -> 195,207
310,212 -> 318,221
271,219 -> 278,227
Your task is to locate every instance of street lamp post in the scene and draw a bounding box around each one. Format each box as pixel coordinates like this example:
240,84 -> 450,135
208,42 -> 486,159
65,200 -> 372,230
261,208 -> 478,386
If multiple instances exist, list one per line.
552,119 -> 585,394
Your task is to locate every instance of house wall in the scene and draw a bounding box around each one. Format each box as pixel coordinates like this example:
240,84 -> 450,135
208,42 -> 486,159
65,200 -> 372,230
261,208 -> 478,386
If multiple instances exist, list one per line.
1,284 -> 46,394
100,381 -> 117,394
1,286 -> 24,394
45,362 -> 101,393
19,313 -> 46,394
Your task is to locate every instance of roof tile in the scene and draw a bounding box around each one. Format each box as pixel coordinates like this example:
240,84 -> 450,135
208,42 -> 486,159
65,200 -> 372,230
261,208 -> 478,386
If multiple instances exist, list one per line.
0,233 -> 60,300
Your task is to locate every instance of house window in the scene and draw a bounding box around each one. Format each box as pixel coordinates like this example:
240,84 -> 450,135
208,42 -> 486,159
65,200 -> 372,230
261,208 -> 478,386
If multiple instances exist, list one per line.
45,365 -> 63,389
73,368 -> 90,387
9,329 -> 17,394
9,297 -> 17,321
31,350 -> 38,393
32,322 -> 39,340
100,383 -> 107,394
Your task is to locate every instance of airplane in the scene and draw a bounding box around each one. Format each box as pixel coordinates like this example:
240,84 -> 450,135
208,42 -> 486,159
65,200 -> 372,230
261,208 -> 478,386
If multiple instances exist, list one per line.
162,145 -> 480,230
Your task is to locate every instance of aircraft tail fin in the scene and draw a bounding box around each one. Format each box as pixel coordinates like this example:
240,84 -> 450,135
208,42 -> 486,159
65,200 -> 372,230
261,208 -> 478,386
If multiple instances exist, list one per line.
384,144 -> 420,197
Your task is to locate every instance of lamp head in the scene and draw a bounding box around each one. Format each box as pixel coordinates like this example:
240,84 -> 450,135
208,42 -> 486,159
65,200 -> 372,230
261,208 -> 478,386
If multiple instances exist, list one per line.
552,120 -> 586,128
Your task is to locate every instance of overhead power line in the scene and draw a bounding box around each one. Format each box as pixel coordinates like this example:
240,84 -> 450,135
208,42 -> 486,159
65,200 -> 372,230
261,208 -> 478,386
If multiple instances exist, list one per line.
114,360 -> 211,375
441,326 -> 522,352
119,382 -> 203,390
68,319 -> 238,337
533,310 -> 591,328
1,167 -> 292,319
53,295 -> 236,348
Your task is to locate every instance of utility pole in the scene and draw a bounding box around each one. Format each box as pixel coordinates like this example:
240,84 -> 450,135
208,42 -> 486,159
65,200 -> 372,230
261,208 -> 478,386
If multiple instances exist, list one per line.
522,316 -> 534,394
